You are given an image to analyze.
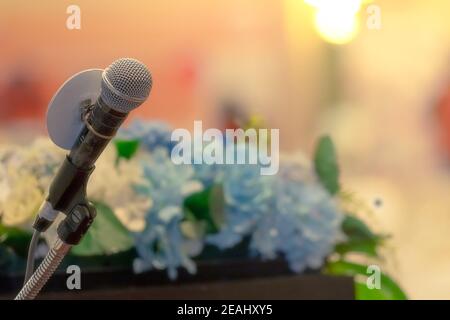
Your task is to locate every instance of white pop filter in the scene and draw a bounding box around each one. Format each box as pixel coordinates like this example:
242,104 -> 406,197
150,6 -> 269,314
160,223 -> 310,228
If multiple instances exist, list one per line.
46,69 -> 103,150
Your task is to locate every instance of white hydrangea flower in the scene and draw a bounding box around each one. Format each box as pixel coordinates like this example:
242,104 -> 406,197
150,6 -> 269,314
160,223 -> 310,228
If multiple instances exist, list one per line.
0,138 -> 151,232
0,139 -> 64,227
0,172 -> 43,227
87,145 -> 152,232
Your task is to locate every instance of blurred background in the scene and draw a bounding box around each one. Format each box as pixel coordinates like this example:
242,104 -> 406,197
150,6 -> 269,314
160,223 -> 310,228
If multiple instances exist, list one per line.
0,0 -> 449,299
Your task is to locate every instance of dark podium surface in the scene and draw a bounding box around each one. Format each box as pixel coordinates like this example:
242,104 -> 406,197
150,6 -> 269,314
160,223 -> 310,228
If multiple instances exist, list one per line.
38,274 -> 354,300
1,259 -> 354,300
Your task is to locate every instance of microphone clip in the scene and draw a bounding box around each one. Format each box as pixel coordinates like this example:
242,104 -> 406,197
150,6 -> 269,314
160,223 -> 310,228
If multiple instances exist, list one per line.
33,156 -> 97,245
57,202 -> 96,245
80,98 -> 95,121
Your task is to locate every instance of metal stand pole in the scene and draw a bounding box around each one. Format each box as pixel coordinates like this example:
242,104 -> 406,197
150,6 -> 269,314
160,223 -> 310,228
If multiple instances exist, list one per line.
15,201 -> 96,300
15,238 -> 72,300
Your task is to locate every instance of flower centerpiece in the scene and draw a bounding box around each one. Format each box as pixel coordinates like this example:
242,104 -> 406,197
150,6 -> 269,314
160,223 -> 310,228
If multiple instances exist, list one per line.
0,119 -> 407,300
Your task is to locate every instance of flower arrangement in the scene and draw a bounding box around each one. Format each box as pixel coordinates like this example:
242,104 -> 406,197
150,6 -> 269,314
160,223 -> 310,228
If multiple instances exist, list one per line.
0,119 -> 407,299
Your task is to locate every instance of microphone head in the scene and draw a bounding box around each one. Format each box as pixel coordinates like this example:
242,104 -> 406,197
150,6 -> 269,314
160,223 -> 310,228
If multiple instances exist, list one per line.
101,58 -> 152,113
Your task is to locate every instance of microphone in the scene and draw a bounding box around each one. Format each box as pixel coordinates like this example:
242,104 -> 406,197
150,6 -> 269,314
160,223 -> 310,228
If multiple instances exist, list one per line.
16,58 -> 152,300
34,58 -> 152,236
70,58 -> 152,169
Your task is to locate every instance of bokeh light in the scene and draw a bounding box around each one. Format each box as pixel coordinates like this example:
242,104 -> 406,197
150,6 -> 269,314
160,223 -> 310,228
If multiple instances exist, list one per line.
306,0 -> 362,44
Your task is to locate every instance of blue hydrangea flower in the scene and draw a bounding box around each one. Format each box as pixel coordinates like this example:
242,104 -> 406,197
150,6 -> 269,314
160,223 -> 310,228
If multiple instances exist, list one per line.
207,143 -> 274,249
122,119 -> 343,274
250,160 -> 344,272
191,142 -> 223,188
119,119 -> 176,152
133,148 -> 203,279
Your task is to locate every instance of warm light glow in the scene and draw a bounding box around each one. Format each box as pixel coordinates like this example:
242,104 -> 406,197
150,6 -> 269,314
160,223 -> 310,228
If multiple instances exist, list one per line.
305,0 -> 362,45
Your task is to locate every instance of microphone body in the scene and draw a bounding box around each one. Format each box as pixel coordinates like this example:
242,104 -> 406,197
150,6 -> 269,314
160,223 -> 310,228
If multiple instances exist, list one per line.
42,98 -> 127,231
69,97 -> 127,169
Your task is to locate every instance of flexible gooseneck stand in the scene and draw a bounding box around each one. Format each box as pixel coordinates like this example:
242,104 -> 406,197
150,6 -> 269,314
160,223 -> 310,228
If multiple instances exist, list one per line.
15,158 -> 97,300
15,238 -> 71,300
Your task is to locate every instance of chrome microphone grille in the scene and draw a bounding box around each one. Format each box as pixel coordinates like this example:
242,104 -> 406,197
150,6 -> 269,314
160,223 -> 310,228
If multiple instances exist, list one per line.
100,58 -> 152,113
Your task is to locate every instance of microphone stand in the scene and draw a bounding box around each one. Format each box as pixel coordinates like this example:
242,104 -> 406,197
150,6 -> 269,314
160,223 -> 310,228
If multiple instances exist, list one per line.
15,202 -> 96,300
15,238 -> 71,300
15,159 -> 97,300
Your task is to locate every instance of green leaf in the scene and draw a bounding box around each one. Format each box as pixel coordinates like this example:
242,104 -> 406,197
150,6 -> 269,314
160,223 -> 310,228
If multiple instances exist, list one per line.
341,215 -> 387,243
114,139 -> 140,160
336,215 -> 389,257
183,186 -> 219,234
0,224 -> 32,257
342,214 -> 373,239
209,184 -> 226,229
335,240 -> 379,257
314,135 -> 340,195
71,202 -> 134,256
325,260 -> 407,300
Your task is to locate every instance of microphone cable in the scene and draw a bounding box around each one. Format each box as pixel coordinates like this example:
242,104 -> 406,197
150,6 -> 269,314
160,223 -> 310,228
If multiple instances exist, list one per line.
23,230 -> 41,285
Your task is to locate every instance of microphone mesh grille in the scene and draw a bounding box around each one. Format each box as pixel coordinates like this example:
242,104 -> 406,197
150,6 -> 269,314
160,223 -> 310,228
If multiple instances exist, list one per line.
101,58 -> 152,113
